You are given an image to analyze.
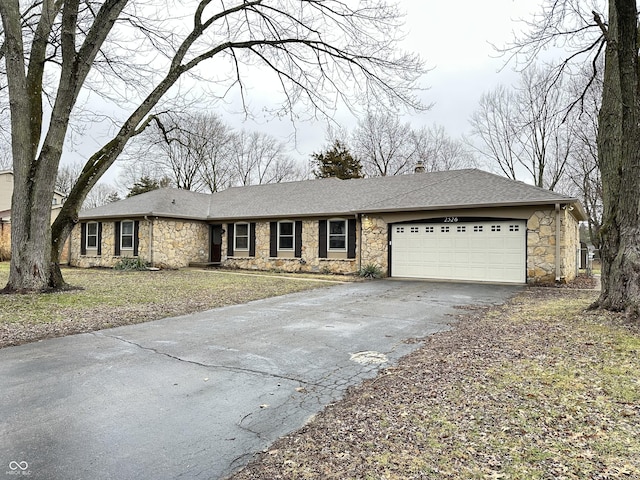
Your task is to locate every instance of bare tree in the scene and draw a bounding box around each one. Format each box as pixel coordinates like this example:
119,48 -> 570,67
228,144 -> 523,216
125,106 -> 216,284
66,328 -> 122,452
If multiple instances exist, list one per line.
470,64 -> 574,190
351,111 -> 417,176
565,64 -> 603,249
230,130 -> 300,186
470,85 -> 522,180
412,124 -> 476,172
83,182 -> 120,209
126,112 -> 235,192
0,0 -> 425,291
504,0 -> 640,315
56,162 -> 85,196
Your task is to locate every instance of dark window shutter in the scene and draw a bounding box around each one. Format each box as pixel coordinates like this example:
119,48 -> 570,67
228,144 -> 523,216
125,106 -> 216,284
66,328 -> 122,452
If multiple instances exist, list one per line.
318,220 -> 327,258
227,223 -> 235,256
133,221 -> 140,256
97,222 -> 103,256
80,223 -> 87,256
294,221 -> 302,258
270,222 -> 278,257
347,218 -> 356,259
114,221 -> 121,256
249,223 -> 256,257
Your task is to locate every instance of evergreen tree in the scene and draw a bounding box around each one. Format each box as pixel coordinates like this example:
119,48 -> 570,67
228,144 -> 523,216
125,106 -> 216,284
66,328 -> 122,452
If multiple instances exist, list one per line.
311,140 -> 363,179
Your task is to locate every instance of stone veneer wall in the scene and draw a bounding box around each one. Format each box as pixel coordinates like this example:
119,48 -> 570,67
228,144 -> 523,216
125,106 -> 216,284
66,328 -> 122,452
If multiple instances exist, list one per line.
148,219 -> 209,268
527,208 -> 579,284
70,218 -> 209,268
0,222 -> 10,261
223,220 -> 357,274
360,215 -> 388,272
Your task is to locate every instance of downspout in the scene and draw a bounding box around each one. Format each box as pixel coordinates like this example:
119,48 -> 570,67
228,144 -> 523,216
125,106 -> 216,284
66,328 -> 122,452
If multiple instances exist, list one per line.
144,215 -> 154,266
555,203 -> 561,283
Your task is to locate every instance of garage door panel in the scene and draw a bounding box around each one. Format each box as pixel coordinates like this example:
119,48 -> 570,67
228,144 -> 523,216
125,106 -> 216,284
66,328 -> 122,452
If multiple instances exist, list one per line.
391,220 -> 525,283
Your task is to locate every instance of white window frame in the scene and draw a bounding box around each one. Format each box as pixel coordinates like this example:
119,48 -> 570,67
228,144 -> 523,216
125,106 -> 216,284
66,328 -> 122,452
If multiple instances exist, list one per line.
121,220 -> 134,250
328,219 -> 347,252
86,222 -> 98,249
278,221 -> 295,251
235,223 -> 249,251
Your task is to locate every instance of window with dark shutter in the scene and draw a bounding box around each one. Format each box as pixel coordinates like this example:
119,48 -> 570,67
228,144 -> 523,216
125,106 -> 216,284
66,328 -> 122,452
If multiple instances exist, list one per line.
270,222 -> 278,257
249,223 -> 256,257
97,222 -> 102,256
227,223 -> 235,256
318,220 -> 327,258
80,223 -> 87,256
294,220 -> 302,258
133,221 -> 140,256
347,218 -> 356,259
114,221 -> 121,255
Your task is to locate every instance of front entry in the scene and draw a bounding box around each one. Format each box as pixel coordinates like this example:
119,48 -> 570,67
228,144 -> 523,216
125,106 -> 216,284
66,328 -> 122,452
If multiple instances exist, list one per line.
210,224 -> 223,263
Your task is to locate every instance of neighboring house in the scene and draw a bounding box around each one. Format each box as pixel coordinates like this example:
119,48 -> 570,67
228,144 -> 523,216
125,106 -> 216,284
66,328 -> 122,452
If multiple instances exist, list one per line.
0,170 -> 68,260
71,169 -> 586,284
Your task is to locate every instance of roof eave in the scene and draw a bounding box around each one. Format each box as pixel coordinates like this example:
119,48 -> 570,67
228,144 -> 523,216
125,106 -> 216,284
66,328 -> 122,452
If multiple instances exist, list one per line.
78,212 -> 209,222
354,198 -> 586,217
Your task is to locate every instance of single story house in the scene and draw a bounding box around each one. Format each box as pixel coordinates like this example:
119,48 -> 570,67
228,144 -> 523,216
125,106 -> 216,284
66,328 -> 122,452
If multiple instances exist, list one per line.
70,169 -> 586,284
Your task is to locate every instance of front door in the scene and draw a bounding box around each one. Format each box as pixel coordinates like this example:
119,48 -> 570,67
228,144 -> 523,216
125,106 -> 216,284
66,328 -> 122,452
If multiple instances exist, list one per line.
210,224 -> 223,263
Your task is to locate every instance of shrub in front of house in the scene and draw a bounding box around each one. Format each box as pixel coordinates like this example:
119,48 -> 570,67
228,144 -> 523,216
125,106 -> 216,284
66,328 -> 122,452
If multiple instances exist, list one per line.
358,263 -> 383,279
113,257 -> 149,271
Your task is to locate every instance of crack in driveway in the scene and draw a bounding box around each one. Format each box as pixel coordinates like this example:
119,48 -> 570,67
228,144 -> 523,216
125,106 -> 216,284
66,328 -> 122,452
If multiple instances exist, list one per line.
94,332 -> 318,387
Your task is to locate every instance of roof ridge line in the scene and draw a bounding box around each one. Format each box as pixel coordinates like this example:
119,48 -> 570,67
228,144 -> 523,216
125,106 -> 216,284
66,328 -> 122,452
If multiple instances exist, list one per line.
355,170 -> 470,212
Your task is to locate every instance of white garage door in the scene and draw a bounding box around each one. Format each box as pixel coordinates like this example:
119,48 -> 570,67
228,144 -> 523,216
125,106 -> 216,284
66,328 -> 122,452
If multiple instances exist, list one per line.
391,219 -> 526,283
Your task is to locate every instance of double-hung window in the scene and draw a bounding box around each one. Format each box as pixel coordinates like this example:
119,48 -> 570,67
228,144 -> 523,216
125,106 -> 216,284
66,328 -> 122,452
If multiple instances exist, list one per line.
328,219 -> 347,251
121,220 -> 134,250
235,223 -> 249,250
278,221 -> 294,250
86,222 -> 98,249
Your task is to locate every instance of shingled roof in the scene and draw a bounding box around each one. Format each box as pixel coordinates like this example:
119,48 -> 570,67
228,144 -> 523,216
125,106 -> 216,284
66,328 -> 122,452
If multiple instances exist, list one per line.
79,169 -> 585,221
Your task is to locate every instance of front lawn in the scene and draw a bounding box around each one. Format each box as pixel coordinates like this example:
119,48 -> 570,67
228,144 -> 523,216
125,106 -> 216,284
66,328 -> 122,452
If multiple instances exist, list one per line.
0,263 -> 343,348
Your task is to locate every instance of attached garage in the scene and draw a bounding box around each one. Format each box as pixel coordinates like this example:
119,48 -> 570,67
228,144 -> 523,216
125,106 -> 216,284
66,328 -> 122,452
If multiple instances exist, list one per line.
390,218 -> 527,284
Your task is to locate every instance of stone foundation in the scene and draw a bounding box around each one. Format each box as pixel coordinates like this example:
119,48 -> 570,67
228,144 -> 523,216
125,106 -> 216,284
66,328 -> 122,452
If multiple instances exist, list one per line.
223,220 -> 357,274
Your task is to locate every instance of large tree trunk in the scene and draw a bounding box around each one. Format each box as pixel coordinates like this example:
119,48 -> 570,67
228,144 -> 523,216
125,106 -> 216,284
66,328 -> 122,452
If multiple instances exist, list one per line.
593,0 -> 640,315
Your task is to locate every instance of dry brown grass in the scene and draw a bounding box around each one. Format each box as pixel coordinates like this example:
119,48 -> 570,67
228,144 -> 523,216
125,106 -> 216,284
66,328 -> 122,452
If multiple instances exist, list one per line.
0,264 -> 347,348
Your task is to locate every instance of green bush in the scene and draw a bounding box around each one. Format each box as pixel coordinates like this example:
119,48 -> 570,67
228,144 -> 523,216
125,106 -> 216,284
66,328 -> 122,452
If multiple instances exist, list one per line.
358,263 -> 382,279
113,257 -> 149,271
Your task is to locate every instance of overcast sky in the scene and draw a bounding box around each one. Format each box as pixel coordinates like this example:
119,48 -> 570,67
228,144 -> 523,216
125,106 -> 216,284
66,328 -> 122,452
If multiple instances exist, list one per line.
71,0 -> 543,185
220,0 -> 541,160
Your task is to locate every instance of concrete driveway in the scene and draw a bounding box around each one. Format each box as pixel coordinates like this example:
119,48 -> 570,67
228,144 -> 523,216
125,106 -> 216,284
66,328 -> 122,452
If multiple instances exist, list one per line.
0,279 -> 519,480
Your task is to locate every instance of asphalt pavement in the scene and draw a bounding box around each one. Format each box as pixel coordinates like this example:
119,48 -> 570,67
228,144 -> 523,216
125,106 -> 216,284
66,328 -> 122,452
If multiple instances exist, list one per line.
0,279 -> 520,480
